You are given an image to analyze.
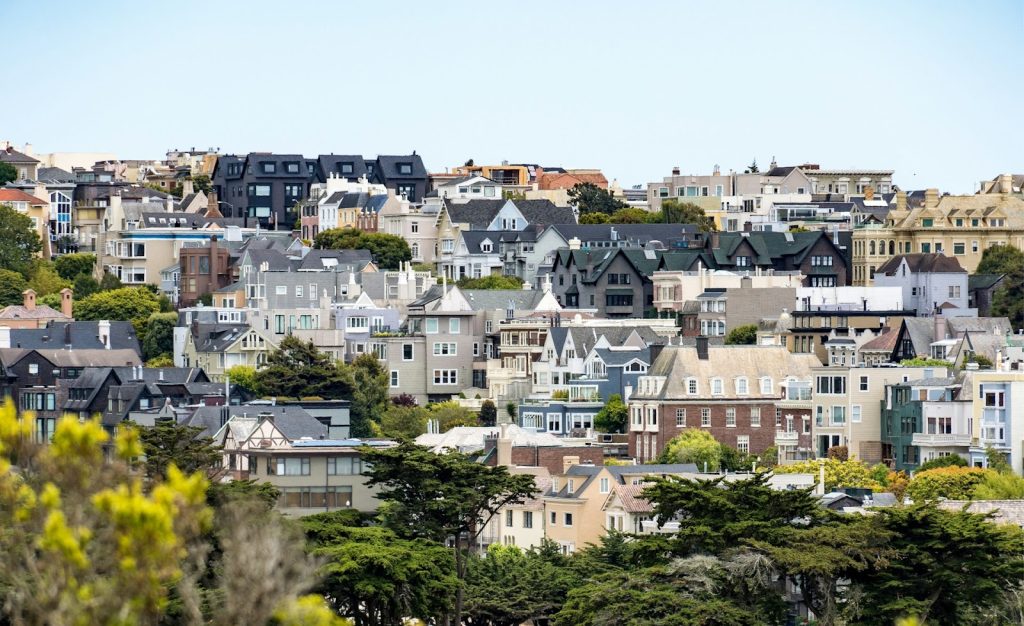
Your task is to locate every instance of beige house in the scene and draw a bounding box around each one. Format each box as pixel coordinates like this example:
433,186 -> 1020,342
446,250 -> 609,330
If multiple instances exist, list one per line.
379,194 -> 439,265
0,289 -> 72,329
181,325 -> 278,380
852,182 -> 1024,285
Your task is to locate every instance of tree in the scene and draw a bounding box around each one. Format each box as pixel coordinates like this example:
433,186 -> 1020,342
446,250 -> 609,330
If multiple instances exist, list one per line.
361,441 -> 537,626
226,364 -> 261,396
313,227 -> 411,270
138,420 -> 221,480
466,543 -> 582,626
27,261 -> 69,296
987,445 -> 1013,473
456,274 -> 524,290
906,466 -> 988,501
660,429 -> 722,471
190,174 -> 212,194
54,253 -> 97,281
146,354 -> 174,367
0,268 -> 28,306
99,271 -> 123,291
744,159 -> 760,174
567,182 -> 628,215
373,404 -> 429,440
775,458 -> 888,492
303,512 -> 456,625
0,162 -> 17,185
609,207 -> 653,224
917,455 -> 967,472
349,352 -> 389,438
430,400 -> 479,432
75,286 -> 162,335
578,211 -> 609,224
976,243 -> 1024,275
651,199 -> 717,232
594,393 -> 628,434
973,471 -> 1024,500
847,504 -> 1024,625
72,273 -> 100,298
142,311 -> 177,361
254,335 -> 353,399
0,202 -> 42,276
724,324 -> 758,345
479,399 -> 498,427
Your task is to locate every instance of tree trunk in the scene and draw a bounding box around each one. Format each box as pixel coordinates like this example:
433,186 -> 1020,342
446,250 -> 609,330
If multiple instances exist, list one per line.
454,536 -> 466,625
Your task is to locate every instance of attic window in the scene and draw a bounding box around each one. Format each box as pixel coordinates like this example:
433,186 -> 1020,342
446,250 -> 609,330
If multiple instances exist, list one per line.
148,217 -> 156,224
284,162 -> 300,174
340,162 -> 354,175
398,163 -> 413,175
261,162 -> 276,174
481,240 -> 493,253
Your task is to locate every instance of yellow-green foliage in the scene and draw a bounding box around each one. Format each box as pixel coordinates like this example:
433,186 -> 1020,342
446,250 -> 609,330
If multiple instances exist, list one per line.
906,466 -> 989,502
274,595 -> 355,626
972,470 -> 1024,500
774,457 -> 886,491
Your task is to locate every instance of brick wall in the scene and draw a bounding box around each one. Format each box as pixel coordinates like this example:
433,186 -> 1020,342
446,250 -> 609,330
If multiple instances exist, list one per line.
483,443 -> 604,474
631,402 -> 784,461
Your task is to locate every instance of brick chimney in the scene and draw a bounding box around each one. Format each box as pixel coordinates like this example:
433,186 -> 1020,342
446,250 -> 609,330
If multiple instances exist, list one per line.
60,288 -> 73,318
999,174 -> 1013,194
924,188 -> 939,209
22,289 -> 36,310
864,186 -> 874,200
895,190 -> 907,212
206,190 -> 223,218
696,335 -> 709,360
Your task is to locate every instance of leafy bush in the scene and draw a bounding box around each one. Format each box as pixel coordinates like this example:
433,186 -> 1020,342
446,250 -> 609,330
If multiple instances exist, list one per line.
774,458 -> 886,491
906,467 -> 988,502
917,455 -> 967,472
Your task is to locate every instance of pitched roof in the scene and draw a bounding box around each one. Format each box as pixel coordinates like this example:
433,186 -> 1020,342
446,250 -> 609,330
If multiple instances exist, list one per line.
860,327 -> 899,352
444,199 -> 505,228
186,404 -> 326,440
0,348 -> 141,368
36,167 -> 75,183
461,289 -> 549,311
0,304 -> 68,321
7,321 -> 140,353
297,249 -> 373,271
0,188 -> 46,205
548,223 -> 697,244
513,199 -> 576,226
611,483 -> 654,513
875,254 -> 966,276
0,147 -> 38,164
415,424 -> 563,453
969,274 -> 1004,290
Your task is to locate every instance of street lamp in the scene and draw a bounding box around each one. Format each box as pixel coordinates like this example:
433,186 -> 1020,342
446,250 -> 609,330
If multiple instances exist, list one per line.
216,200 -> 247,228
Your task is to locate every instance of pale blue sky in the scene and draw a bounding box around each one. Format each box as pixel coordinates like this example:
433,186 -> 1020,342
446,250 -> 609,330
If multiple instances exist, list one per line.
4,0 -> 1022,193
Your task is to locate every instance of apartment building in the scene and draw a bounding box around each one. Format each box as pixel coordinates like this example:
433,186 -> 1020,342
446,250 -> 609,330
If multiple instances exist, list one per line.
872,253 -> 972,317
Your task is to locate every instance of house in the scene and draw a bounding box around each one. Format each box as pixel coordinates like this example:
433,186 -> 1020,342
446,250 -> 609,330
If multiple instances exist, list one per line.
872,254 -> 972,317
8,166 -> 77,254
885,316 -> 1013,364
0,142 -> 40,181
426,175 -> 503,203
548,247 -> 665,317
628,339 -> 820,463
445,229 -> 538,281
652,265 -> 804,315
378,195 -> 439,265
705,231 -> 850,287
211,153 -> 313,229
0,289 -> 73,329
0,188 -> 51,258
1,319 -> 141,355
415,424 -> 604,475
678,285 -> 796,338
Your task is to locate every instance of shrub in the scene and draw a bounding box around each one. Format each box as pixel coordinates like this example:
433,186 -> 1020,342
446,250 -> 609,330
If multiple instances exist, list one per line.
906,467 -> 989,502
827,445 -> 849,461
917,455 -> 967,472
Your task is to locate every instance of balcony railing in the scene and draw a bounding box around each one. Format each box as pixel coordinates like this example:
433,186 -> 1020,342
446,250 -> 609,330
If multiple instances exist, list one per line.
911,433 -> 972,447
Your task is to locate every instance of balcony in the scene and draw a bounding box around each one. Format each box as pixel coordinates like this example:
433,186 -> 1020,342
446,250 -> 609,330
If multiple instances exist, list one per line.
912,433 -> 972,447
775,431 -> 799,445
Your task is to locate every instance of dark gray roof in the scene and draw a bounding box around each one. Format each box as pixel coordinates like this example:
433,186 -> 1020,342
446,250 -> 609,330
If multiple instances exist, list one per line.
374,154 -> 427,180
242,249 -> 293,271
444,199 -> 505,228
297,249 -> 373,271
8,321 -> 140,354
548,223 -> 697,244
192,323 -> 251,352
459,230 -> 535,254
36,166 -> 75,183
876,254 -> 965,276
0,147 -> 38,164
592,347 -> 650,367
461,289 -> 548,311
513,200 -> 576,226
323,191 -> 346,204
316,155 -> 369,182
184,405 -> 327,440
339,192 -> 371,208
140,212 -> 248,229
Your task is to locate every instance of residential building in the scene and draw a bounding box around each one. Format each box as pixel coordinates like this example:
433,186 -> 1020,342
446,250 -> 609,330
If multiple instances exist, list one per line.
628,340 -> 820,462
678,285 -> 796,338
211,153 -> 314,228
0,188 -> 51,258
652,265 -> 804,315
425,175 -> 503,203
968,274 -> 1005,318
881,376 -> 968,471
0,289 -> 73,329
548,247 -> 665,317
872,253 -> 972,317
1,320 -> 140,354
0,142 -> 40,180
379,196 -> 439,265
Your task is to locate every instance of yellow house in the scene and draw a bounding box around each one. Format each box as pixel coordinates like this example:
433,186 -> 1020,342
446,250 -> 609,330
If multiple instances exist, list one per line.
852,181 -> 1024,285
0,188 -> 51,259
451,163 -> 530,188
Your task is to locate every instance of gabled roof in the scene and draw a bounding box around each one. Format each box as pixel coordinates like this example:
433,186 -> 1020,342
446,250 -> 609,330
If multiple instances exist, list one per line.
0,147 -> 38,164
875,254 -> 965,276
512,199 -> 576,226
0,188 -> 46,205
374,154 -> 427,181
547,223 -> 697,244
297,249 -> 373,271
315,155 -> 369,182
186,404 -> 326,440
461,288 -> 552,312
36,167 -> 75,183
8,321 -> 140,354
968,274 -> 1004,290
591,346 -> 650,367
0,303 -> 68,321
443,199 -> 505,228
0,348 -> 141,369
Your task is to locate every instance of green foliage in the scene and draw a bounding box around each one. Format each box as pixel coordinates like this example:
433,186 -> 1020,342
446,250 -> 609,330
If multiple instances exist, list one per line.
254,335 -> 353,400
977,245 -> 1024,329
74,286 -> 161,335
146,354 -> 174,367
775,458 -> 887,491
660,429 -> 722,471
609,207 -> 653,223
0,268 -> 28,306
349,352 -> 389,437
27,261 -> 69,296
72,273 -> 100,298
759,445 -> 779,469
226,364 -> 261,395
719,444 -> 756,471
976,243 -> 1024,275
142,311 -> 177,361
0,202 -> 43,276
411,262 -> 434,272
506,402 -> 516,419
745,159 -> 759,174
479,399 -> 498,427
594,393 -> 628,434
466,543 -> 582,626
578,211 -> 608,224
313,227 -> 411,270
827,445 -> 849,461
900,357 -> 952,367
567,182 -> 628,215
99,271 -> 123,291
724,323 -> 758,345
986,445 -> 1012,473
207,479 -> 281,510
650,198 -> 718,232
973,471 -> 1024,499
54,253 -> 97,281
373,404 -> 429,439
138,419 -> 221,480
429,400 -> 479,431
917,455 -> 968,472
906,466 -> 988,501
0,162 -> 17,185
456,274 -> 524,289
190,174 -> 212,194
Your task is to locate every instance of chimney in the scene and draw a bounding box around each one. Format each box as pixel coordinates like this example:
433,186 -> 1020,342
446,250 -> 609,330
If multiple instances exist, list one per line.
562,455 -> 580,474
182,178 -> 195,197
895,190 -> 907,212
864,186 -> 874,200
209,234 -> 219,281
60,288 -> 73,318
22,289 -> 36,311
713,164 -> 720,176
696,336 -> 709,360
568,237 -> 581,251
934,315 -> 949,341
0,327 -> 9,349
671,166 -> 681,176
497,423 -> 513,467
999,174 -> 1013,194
205,190 -> 223,218
924,188 -> 939,209
710,231 -> 720,250
98,320 -> 111,349
165,194 -> 174,213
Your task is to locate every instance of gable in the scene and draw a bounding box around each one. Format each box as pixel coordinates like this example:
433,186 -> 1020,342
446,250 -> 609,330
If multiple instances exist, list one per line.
486,201 -> 527,231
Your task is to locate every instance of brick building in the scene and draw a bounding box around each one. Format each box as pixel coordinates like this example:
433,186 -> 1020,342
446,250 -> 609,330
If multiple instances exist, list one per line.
628,338 -> 819,462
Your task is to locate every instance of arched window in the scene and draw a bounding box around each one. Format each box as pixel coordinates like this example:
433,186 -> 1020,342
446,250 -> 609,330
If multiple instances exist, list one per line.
889,240 -> 895,255
870,240 -> 876,255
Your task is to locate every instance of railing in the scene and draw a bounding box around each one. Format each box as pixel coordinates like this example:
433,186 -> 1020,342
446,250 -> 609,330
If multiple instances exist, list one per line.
911,433 -> 972,447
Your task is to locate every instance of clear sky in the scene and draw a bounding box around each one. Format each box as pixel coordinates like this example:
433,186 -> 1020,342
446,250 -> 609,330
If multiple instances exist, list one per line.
4,0 -> 1022,193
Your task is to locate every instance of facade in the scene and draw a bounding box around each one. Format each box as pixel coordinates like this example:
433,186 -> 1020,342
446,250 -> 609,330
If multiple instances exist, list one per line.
0,188 -> 51,258
628,340 -> 820,462
872,254 -> 971,317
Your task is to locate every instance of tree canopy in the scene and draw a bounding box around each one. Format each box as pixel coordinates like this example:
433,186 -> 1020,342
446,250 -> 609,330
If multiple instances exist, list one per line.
725,323 -> 758,345
456,274 -> 524,290
651,199 -> 718,232
54,253 -> 97,281
567,182 -> 628,215
594,393 -> 628,434
313,227 -> 411,270
254,335 -> 352,399
659,429 -> 722,471
74,286 -> 162,334
0,162 -> 17,185
138,419 -> 221,480
0,268 -> 28,306
0,202 -> 43,276
349,352 -> 389,437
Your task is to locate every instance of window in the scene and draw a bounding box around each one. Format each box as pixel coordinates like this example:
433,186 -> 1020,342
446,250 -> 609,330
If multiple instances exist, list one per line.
433,369 -> 458,385
675,408 -> 687,427
449,318 -> 460,334
327,456 -> 361,475
725,408 -> 736,427
28,363 -> 38,375
687,378 -> 698,394
390,370 -> 399,387
605,294 -> 633,307
701,408 -> 711,427
851,405 -> 862,423
658,187 -> 669,198
972,241 -> 979,253
273,458 -> 310,476
261,162 -> 276,174
750,406 -> 761,427
599,477 -> 609,494
506,510 -> 514,527
550,511 -> 557,525
402,343 -> 414,361
433,342 -> 457,356
425,318 -> 438,334
760,377 -> 773,394
953,242 -> 965,255
949,285 -> 961,298
398,162 -> 413,175
295,285 -> 304,298
737,435 -> 749,454
736,378 -> 748,395
816,375 -> 846,395
523,511 -> 533,528
831,406 -> 846,424
563,513 -> 573,527
711,378 -> 723,395
921,242 -> 931,254
859,376 -> 869,392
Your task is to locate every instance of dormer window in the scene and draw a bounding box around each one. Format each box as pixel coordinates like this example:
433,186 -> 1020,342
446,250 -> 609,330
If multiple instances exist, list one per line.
736,377 -> 749,395
261,162 -> 276,174
398,162 -> 413,175
284,162 -> 300,174
711,378 -> 724,395
481,240 -> 493,253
